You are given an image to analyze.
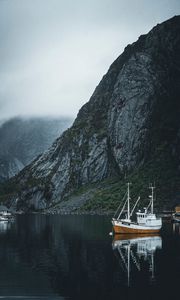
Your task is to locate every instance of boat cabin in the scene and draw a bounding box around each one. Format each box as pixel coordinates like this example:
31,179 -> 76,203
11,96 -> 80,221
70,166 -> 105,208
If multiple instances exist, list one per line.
136,209 -> 160,226
136,209 -> 148,224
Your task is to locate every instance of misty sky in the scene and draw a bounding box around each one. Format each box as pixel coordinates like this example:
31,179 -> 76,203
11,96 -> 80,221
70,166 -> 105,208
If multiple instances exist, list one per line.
0,0 -> 180,120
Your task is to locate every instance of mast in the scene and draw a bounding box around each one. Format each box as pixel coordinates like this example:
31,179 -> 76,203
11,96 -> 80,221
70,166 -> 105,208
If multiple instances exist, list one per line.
127,183 -> 130,220
149,185 -> 155,214
130,196 -> 140,217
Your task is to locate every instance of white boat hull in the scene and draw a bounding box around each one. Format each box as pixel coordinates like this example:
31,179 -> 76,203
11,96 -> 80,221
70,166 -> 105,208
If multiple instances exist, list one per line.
0,217 -> 9,222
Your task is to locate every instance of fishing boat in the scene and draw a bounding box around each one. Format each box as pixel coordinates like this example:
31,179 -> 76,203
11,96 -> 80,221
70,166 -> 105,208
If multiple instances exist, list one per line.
112,183 -> 162,234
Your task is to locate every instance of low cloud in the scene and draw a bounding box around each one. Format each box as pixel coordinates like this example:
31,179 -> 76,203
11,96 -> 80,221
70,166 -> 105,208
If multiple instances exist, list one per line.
0,0 -> 179,119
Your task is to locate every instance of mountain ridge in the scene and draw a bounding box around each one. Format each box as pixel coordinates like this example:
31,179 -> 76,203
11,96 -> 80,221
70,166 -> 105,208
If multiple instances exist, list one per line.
1,16 -> 180,212
0,116 -> 72,181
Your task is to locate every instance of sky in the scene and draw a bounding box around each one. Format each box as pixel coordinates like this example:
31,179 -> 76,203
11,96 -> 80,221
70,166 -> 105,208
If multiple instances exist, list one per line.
0,0 -> 180,120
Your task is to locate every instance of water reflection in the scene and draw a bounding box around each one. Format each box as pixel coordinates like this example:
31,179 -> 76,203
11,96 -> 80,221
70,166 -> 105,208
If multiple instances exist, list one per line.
112,234 -> 162,286
0,220 -> 13,233
0,215 -> 180,300
0,215 -> 112,300
172,222 -> 180,235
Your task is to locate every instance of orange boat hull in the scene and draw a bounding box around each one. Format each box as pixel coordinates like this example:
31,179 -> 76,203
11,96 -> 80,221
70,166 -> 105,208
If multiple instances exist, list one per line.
113,225 -> 161,234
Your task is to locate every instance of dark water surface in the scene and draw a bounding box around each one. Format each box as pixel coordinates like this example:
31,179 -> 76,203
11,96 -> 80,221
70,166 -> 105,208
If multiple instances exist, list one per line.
0,215 -> 180,300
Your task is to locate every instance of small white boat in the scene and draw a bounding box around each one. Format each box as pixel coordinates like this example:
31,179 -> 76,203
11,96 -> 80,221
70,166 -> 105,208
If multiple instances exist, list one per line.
112,183 -> 162,234
0,210 -> 14,222
0,215 -> 9,221
172,213 -> 180,223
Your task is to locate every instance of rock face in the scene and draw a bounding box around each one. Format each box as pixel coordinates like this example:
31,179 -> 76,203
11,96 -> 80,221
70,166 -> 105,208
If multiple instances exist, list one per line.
6,16 -> 180,211
0,117 -> 72,181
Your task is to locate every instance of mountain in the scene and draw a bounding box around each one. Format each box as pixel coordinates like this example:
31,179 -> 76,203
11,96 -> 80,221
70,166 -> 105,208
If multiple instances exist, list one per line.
2,16 -> 180,212
0,117 -> 72,181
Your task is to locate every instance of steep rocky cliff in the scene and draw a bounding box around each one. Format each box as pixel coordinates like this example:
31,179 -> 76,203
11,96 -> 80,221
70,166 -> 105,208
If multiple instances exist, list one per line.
0,117 -> 72,181
3,16 -> 180,211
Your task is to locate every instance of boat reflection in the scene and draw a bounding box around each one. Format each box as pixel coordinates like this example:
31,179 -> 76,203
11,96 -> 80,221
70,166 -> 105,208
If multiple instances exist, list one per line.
173,222 -> 180,235
112,234 -> 162,286
0,220 -> 13,233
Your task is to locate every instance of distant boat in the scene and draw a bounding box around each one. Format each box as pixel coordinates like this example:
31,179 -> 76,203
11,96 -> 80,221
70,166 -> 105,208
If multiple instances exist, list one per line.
172,213 -> 180,223
172,205 -> 180,223
0,211 -> 13,222
112,183 -> 162,234
0,205 -> 14,222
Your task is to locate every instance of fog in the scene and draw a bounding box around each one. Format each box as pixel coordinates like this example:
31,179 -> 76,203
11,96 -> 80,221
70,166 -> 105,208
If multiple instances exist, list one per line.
0,0 -> 179,120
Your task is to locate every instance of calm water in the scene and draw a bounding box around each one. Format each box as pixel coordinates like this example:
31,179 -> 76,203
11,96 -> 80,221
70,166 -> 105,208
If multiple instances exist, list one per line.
0,215 -> 180,300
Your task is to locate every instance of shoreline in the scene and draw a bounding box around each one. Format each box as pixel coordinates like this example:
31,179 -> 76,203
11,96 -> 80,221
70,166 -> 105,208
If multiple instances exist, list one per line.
14,209 -> 173,218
